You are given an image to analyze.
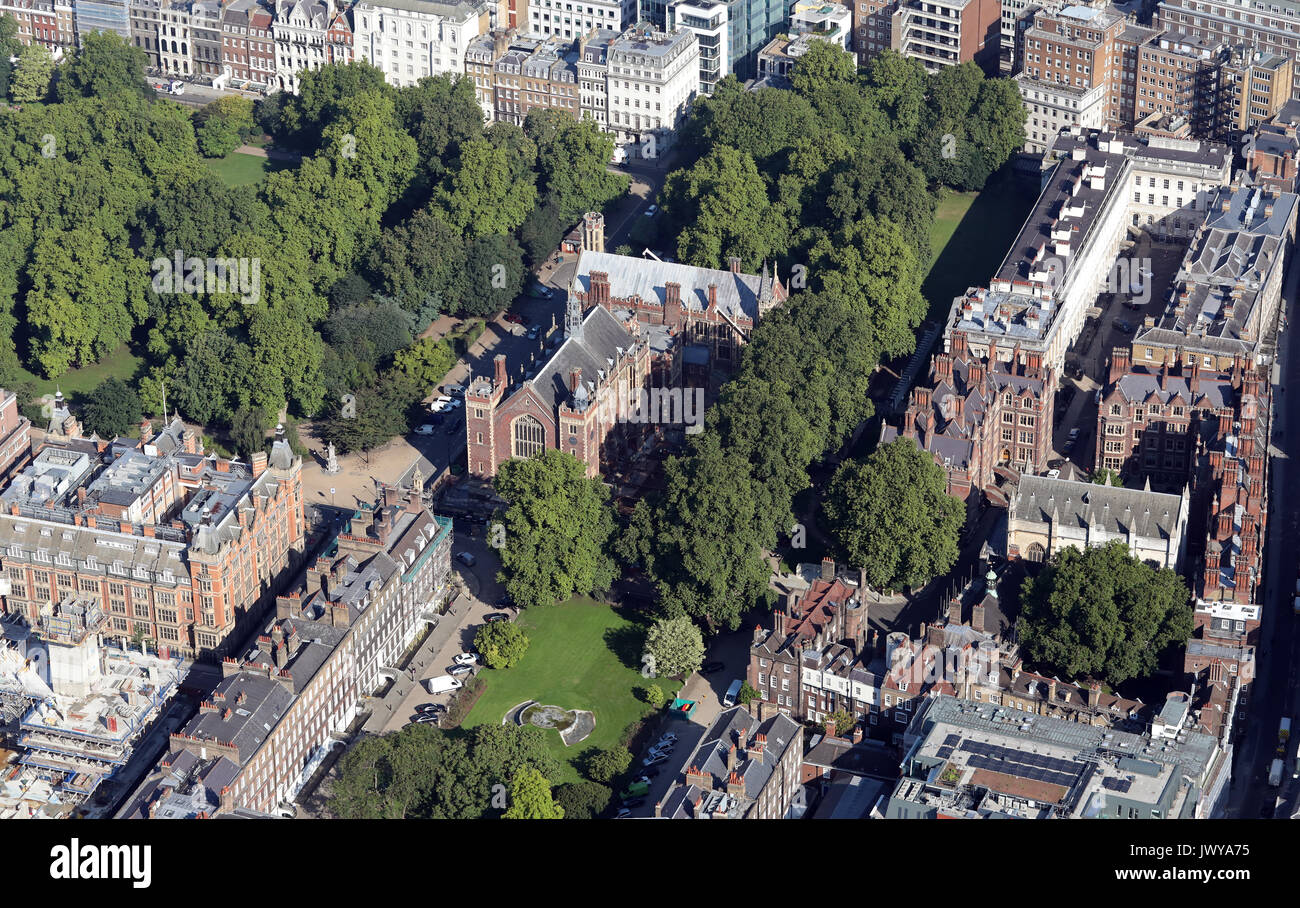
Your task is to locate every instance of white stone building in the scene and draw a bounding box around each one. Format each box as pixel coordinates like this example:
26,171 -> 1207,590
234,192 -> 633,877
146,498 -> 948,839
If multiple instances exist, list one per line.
528,0 -> 633,41
352,0 -> 490,87
605,23 -> 698,149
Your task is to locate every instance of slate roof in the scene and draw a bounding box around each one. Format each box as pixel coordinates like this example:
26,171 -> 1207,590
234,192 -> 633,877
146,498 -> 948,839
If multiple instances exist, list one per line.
572,251 -> 769,323
520,304 -> 638,413
1010,475 -> 1185,540
178,672 -> 293,763
1112,368 -> 1232,409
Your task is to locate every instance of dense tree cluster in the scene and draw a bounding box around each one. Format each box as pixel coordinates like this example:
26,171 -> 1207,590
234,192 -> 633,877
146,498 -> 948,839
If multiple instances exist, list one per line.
621,44 -> 1023,631
329,723 -> 561,820
823,438 -> 964,592
1018,541 -> 1194,687
0,44 -> 627,454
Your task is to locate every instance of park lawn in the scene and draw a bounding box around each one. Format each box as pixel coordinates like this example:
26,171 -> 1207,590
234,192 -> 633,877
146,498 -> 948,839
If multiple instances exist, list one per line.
462,596 -> 681,786
203,150 -> 287,187
8,345 -> 145,400
922,168 -> 1036,324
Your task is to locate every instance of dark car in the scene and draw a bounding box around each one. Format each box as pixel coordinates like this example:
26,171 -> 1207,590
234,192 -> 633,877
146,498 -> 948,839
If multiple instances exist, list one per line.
640,768 -> 660,779
1047,458 -> 1065,470
444,419 -> 462,436
484,612 -> 510,623
700,661 -> 725,676
504,313 -> 525,325
415,703 -> 440,714
622,798 -> 645,809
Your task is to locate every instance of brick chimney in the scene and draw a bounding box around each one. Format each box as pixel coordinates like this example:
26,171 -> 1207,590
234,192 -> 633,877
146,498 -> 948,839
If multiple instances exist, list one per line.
971,602 -> 985,633
1109,346 -> 1131,382
383,484 -> 400,508
182,430 -> 198,455
250,451 -> 268,477
750,733 -> 766,759
139,419 -> 154,444
664,281 -> 682,325
685,765 -> 711,790
726,744 -> 736,773
569,367 -> 583,394
728,256 -> 741,274
824,718 -> 837,738
590,271 -> 611,307
726,771 -> 745,798
852,725 -> 863,744
820,557 -> 834,581
707,283 -> 718,311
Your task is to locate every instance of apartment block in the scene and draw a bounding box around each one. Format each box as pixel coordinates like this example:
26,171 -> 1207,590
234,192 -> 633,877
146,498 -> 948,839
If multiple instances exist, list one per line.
352,0 -> 488,87
756,0 -> 852,82
272,0 -> 353,93
465,30 -> 579,125
667,0 -> 728,94
1132,181 -> 1298,369
528,0 -> 633,40
0,420 -> 305,659
221,0 -> 277,87
605,23 -> 698,146
120,484 -> 454,817
73,0 -> 129,38
851,0 -> 895,66
127,0 -> 161,66
950,129 -> 1230,374
1156,0 -> 1300,102
1220,46 -> 1294,133
0,389 -> 32,487
890,0 -> 1001,73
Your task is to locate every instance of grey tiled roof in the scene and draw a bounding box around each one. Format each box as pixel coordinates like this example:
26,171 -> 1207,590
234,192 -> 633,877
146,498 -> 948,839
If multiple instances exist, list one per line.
179,673 -> 293,763
572,251 -> 766,322
1011,475 -> 1185,539
520,304 -> 638,413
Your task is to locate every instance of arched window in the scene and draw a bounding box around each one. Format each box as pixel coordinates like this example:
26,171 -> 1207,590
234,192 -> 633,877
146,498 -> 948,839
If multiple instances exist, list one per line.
512,415 -> 545,460
1025,542 -> 1046,563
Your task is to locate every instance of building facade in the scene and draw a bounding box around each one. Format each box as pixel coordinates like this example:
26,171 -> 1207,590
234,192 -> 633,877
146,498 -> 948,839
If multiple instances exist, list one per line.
352,0 -> 488,86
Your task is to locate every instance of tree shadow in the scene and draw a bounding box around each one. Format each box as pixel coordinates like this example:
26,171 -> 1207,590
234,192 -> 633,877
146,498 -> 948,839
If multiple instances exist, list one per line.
603,624 -> 645,672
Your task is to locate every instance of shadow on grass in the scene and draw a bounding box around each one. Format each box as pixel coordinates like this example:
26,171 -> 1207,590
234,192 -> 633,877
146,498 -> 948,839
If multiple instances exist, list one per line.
603,624 -> 646,673
921,169 -> 1037,324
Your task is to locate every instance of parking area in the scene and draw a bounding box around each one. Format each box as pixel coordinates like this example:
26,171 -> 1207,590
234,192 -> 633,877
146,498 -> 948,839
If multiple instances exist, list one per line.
369,527 -> 516,735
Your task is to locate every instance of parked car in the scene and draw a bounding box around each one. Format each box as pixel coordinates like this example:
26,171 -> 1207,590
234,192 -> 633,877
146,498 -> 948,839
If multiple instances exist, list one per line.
443,383 -> 467,397
1068,427 -> 1081,439
414,714 -> 440,724
455,551 -> 476,567
447,398 -> 463,409
1046,469 -> 1061,479
415,424 -> 435,435
504,313 -> 525,325
700,661 -> 725,676
638,771 -> 659,782
415,703 -> 440,714
444,419 -> 462,436
615,808 -> 631,819
484,612 -> 510,623
642,754 -> 668,767
453,653 -> 477,666
656,732 -> 678,744
527,328 -> 539,340
622,798 -> 645,809
448,665 -> 473,677
644,204 -> 658,217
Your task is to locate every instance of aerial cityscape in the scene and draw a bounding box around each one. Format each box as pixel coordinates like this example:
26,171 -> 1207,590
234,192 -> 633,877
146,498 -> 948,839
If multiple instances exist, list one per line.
0,0 -> 1294,852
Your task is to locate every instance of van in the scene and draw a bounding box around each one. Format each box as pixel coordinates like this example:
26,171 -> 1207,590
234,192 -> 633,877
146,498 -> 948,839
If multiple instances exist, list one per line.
723,679 -> 743,708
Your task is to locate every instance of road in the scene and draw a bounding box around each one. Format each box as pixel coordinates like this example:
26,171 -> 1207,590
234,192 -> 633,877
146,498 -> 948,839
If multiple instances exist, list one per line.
1226,250 -> 1300,819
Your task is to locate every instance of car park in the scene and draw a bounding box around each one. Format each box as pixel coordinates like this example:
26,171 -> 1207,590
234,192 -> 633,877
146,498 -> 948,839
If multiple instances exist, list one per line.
455,551 -> 476,567
444,419 -> 462,435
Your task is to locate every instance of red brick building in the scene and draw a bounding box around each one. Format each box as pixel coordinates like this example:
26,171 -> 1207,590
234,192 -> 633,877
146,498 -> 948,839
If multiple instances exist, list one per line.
886,333 -> 1056,519
0,388 -> 32,486
465,302 -> 653,479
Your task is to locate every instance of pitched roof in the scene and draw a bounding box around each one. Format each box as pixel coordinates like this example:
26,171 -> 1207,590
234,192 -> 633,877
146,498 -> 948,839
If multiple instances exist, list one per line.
1010,475 -> 1185,540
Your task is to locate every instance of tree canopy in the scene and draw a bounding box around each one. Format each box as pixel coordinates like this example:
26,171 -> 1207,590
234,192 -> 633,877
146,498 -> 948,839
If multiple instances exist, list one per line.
493,450 -> 618,609
823,438 -> 964,591
644,616 -> 706,679
1018,541 -> 1194,687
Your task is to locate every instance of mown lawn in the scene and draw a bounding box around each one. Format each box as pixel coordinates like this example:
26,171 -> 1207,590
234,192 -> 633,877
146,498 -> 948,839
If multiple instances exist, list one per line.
9,344 -> 145,400
203,150 -> 289,187
462,596 -> 682,785
922,168 -> 1037,323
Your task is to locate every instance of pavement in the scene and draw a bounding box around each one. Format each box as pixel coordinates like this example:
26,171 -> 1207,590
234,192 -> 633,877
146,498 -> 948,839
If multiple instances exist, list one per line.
362,524 -> 510,736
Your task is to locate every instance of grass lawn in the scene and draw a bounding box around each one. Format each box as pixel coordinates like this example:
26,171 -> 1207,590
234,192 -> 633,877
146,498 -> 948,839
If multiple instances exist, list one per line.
203,150 -> 290,187
8,345 -> 145,401
462,596 -> 681,786
922,168 -> 1037,324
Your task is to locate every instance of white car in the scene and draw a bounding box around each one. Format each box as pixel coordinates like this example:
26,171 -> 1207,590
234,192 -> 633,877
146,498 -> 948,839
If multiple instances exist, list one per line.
453,653 -> 477,666
644,204 -> 658,217
1046,469 -> 1061,479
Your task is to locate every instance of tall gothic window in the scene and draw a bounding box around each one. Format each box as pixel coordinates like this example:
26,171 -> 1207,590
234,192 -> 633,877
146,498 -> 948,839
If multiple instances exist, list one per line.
512,415 -> 545,460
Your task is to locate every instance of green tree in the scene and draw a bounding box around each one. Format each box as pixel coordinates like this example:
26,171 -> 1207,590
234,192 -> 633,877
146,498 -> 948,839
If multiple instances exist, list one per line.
585,746 -> 632,784
389,336 -> 456,395
502,766 -> 564,819
620,440 -> 770,631
789,40 -> 858,97
435,137 -> 537,237
396,72 -> 484,188
195,95 -> 256,158
10,42 -> 54,103
553,781 -> 611,820
320,370 -> 419,453
53,30 -> 151,101
738,681 -> 761,706
643,683 -> 665,706
473,620 -> 530,669
661,146 -> 787,271
822,709 -> 856,736
1092,468 -> 1123,486
645,616 -> 705,679
824,438 -> 964,591
229,405 -> 269,459
525,109 -> 628,222
1018,540 -> 1194,687
274,61 -> 391,151
492,450 -> 618,609
80,378 -> 142,438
